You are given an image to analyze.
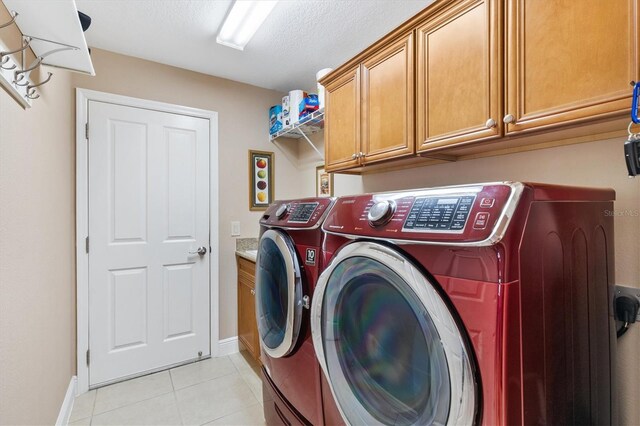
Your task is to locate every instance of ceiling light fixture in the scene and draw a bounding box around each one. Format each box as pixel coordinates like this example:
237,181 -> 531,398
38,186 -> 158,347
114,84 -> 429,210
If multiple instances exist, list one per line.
217,0 -> 278,51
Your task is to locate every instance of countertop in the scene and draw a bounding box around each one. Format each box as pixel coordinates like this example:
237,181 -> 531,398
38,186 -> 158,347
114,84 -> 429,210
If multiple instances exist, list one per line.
236,249 -> 257,262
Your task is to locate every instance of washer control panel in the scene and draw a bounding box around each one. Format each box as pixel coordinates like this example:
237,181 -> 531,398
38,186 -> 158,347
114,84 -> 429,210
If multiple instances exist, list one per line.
287,202 -> 320,223
260,198 -> 335,229
403,196 -> 476,232
323,184 -> 518,243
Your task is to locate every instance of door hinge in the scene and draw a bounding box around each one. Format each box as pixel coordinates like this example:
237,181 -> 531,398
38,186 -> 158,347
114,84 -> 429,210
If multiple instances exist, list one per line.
85,122 -> 89,140
85,236 -> 89,254
86,349 -> 90,366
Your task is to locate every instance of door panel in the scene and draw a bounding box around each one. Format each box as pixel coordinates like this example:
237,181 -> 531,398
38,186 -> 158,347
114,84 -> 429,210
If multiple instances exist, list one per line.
362,32 -> 415,163
324,66 -> 361,172
505,0 -> 639,133
417,0 -> 501,151
89,100 -> 210,386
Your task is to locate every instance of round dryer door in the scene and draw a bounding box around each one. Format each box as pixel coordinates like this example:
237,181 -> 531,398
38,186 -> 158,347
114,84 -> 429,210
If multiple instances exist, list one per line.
255,229 -> 304,358
311,241 -> 477,426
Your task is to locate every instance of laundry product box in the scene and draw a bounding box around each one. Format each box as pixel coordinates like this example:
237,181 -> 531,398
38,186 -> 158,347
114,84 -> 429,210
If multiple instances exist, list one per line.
288,90 -> 307,124
269,105 -> 283,135
298,94 -> 319,120
282,95 -> 291,126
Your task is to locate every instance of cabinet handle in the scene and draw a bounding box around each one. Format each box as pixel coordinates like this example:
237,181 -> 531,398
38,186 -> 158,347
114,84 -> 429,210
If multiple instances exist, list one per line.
250,289 -> 255,296
485,118 -> 496,128
503,114 -> 515,124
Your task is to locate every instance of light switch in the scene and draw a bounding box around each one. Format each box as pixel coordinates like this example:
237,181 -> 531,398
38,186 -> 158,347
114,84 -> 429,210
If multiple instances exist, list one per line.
231,221 -> 241,236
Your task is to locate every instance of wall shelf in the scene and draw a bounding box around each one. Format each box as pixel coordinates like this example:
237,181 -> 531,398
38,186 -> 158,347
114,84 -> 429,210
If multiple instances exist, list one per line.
270,108 -> 324,159
0,0 -> 94,108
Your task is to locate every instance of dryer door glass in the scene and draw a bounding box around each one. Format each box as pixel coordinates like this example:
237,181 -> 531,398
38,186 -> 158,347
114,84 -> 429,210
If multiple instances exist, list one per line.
312,242 -> 477,426
255,229 -> 304,358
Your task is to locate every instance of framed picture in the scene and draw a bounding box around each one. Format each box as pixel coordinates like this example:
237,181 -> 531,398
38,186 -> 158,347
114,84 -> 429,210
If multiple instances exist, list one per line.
249,150 -> 274,211
316,165 -> 333,197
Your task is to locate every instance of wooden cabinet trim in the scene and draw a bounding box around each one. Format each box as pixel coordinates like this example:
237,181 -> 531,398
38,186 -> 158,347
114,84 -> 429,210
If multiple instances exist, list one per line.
319,0 -> 455,88
236,255 -> 260,362
361,31 -> 416,163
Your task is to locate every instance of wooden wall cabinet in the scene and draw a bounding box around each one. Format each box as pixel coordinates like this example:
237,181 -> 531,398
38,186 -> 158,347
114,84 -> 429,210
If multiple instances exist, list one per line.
324,32 -> 415,172
504,0 -> 639,134
237,255 -> 260,362
322,0 -> 638,173
416,0 -> 502,152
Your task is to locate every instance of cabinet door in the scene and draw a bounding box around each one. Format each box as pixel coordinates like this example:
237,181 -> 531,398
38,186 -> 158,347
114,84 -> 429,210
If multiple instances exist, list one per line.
324,66 -> 361,172
416,0 -> 501,152
361,32 -> 415,163
505,0 -> 639,133
238,276 -> 258,359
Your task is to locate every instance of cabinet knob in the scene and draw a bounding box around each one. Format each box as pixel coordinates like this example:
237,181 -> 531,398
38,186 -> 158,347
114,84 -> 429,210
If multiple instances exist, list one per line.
359,151 -> 365,158
503,114 -> 515,124
351,153 -> 357,159
250,289 -> 255,296
485,118 -> 496,128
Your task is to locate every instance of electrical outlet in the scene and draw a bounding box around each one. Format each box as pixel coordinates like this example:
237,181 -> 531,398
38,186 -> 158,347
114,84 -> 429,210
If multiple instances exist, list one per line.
615,285 -> 640,322
231,221 -> 241,236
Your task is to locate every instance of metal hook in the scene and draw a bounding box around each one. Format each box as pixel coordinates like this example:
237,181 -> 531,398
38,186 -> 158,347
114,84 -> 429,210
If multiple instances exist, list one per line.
24,72 -> 52,99
0,36 -> 31,64
0,11 -> 18,29
14,55 -> 43,86
25,88 -> 40,100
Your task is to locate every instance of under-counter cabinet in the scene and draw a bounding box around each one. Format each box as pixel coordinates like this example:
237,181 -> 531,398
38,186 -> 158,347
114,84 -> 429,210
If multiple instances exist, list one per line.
416,0 -> 501,151
504,0 -> 639,134
324,31 -> 415,172
237,255 -> 260,362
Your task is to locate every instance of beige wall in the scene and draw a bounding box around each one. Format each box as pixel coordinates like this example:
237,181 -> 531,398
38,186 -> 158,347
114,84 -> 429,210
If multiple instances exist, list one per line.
359,137 -> 640,425
72,49 -> 310,341
0,69 -> 76,423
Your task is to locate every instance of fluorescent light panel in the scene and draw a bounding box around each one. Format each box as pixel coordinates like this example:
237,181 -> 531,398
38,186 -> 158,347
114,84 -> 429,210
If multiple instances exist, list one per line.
217,0 -> 278,50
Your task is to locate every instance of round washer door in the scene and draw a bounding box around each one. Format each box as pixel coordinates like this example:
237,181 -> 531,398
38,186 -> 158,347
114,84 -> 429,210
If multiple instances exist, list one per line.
255,229 -> 304,358
311,241 -> 477,426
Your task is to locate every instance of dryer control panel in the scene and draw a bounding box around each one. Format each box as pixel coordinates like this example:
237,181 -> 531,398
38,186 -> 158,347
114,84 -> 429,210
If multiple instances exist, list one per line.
261,197 -> 335,229
322,183 -> 521,244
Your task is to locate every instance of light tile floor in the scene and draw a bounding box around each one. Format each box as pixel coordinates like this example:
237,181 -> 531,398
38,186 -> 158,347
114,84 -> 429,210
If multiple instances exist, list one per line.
69,351 -> 266,426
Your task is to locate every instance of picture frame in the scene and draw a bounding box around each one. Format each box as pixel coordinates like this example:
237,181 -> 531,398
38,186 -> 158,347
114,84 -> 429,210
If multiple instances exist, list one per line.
316,165 -> 333,197
249,150 -> 275,211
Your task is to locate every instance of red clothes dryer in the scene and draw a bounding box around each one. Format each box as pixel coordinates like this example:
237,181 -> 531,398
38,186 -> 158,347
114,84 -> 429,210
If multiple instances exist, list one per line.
311,182 -> 616,425
256,197 -> 335,425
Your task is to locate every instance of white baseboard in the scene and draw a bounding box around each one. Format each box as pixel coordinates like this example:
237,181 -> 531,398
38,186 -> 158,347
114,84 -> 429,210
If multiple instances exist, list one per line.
56,376 -> 77,426
217,336 -> 239,356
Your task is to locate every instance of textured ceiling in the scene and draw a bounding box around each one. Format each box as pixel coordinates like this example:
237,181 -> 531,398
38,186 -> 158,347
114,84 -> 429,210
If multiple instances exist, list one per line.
75,0 -> 432,92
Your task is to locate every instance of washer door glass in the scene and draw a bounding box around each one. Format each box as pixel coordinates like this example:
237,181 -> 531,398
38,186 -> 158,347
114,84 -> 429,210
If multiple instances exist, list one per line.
255,230 -> 303,358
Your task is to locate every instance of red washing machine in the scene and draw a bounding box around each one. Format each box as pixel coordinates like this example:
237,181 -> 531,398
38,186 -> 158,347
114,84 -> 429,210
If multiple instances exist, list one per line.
311,182 -> 617,426
255,197 -> 335,425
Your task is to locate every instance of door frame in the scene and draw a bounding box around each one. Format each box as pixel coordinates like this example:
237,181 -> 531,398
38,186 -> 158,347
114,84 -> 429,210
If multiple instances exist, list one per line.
75,88 -> 220,394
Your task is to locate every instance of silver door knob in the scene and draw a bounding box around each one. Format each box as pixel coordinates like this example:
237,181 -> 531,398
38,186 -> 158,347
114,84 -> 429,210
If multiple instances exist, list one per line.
503,114 -> 515,124
485,118 -> 496,128
189,246 -> 207,255
351,153 -> 357,159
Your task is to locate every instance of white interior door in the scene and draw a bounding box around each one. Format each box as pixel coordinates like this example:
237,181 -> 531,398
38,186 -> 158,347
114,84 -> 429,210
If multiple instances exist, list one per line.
88,100 -> 210,386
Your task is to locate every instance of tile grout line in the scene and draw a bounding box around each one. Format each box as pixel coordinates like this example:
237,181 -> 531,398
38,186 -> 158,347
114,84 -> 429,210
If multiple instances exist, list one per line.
169,367 -> 187,426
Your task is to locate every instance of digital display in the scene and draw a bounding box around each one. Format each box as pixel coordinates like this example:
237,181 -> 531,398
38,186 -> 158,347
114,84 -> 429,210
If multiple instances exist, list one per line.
437,198 -> 459,205
287,202 -> 319,223
403,196 -> 475,232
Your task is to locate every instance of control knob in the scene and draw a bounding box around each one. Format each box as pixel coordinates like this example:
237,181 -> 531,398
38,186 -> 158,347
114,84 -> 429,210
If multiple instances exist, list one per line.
276,203 -> 289,219
367,200 -> 396,227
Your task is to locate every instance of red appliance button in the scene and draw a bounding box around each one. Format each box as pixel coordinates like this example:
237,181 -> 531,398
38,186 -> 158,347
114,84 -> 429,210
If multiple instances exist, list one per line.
473,212 -> 490,230
480,198 -> 495,208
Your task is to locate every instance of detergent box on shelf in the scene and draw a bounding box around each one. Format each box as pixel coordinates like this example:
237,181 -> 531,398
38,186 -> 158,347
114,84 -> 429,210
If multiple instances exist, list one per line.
298,94 -> 319,120
269,105 -> 283,135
